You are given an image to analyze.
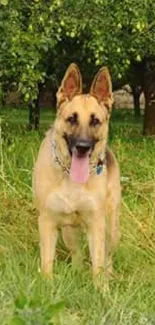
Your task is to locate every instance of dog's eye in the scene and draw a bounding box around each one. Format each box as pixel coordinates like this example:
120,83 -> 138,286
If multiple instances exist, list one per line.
90,114 -> 101,127
66,113 -> 78,126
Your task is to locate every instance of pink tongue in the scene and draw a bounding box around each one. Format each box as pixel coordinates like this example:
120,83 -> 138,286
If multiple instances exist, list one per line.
70,151 -> 89,184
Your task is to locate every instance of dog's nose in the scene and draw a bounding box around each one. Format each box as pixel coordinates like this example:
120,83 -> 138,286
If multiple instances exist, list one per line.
75,139 -> 92,155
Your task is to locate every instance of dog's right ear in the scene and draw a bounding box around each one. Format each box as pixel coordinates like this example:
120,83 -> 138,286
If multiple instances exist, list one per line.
56,63 -> 82,108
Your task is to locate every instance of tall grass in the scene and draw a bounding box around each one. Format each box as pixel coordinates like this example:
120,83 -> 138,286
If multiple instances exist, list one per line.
0,108 -> 155,325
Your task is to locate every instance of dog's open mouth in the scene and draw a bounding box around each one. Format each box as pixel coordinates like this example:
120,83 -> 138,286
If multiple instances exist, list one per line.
63,133 -> 95,184
70,149 -> 90,184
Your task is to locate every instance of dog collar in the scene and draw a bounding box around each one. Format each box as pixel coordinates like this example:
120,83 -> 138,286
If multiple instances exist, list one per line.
51,138 -> 106,176
51,138 -> 70,174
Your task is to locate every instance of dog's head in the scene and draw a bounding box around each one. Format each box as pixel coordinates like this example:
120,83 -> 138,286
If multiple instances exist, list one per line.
54,63 -> 113,184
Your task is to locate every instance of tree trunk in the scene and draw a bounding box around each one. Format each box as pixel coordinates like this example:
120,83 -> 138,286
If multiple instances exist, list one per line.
143,59 -> 155,135
34,96 -> 40,130
28,103 -> 35,130
131,85 -> 141,117
28,93 -> 40,130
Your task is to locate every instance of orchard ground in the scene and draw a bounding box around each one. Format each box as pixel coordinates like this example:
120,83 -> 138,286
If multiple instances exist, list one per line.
0,107 -> 155,325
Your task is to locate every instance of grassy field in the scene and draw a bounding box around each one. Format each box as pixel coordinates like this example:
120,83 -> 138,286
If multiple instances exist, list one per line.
0,107 -> 155,325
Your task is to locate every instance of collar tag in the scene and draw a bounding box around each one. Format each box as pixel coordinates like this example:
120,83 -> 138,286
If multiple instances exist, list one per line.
96,156 -> 106,175
96,165 -> 103,175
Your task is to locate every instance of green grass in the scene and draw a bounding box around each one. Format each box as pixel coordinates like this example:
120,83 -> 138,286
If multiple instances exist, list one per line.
0,107 -> 155,325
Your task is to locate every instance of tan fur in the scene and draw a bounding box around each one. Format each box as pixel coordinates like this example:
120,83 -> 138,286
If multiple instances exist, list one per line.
33,64 -> 121,287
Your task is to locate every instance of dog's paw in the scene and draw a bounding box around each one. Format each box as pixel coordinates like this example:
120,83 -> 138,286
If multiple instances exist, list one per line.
40,264 -> 54,280
93,271 -> 110,293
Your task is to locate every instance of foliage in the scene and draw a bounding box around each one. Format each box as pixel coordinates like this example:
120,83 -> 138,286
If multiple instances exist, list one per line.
68,0 -> 155,79
1,0 -> 155,130
0,0 -> 63,102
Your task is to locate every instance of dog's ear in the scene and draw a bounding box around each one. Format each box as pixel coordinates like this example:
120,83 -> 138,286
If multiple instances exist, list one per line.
90,67 -> 113,111
56,63 -> 82,108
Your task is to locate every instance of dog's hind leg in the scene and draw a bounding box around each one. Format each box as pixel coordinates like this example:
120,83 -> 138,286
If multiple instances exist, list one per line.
105,205 -> 120,277
62,226 -> 83,269
39,215 -> 58,276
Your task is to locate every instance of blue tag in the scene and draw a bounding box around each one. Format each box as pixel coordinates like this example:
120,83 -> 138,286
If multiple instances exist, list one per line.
96,165 -> 103,175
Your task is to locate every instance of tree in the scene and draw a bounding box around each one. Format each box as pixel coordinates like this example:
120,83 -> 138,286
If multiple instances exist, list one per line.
142,58 -> 155,135
0,0 -> 62,128
50,0 -> 155,134
1,0 -> 155,134
80,0 -> 155,134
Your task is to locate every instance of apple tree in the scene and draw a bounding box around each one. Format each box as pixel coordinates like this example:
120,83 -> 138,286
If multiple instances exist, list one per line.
82,0 -> 155,134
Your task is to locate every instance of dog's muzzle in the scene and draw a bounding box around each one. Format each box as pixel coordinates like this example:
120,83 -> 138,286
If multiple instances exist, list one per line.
63,134 -> 96,156
75,139 -> 92,155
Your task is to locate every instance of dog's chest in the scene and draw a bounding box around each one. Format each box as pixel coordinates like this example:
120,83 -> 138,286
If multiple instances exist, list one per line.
46,180 -> 104,226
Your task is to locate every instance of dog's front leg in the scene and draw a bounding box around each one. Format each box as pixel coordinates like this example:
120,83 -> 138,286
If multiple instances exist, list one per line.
39,215 -> 58,276
87,215 -> 107,287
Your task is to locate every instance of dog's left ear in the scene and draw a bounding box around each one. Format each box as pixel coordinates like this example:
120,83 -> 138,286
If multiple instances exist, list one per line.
56,63 -> 82,108
90,67 -> 113,112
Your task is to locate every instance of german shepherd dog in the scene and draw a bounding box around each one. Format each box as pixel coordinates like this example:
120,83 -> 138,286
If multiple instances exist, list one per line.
33,63 -> 121,287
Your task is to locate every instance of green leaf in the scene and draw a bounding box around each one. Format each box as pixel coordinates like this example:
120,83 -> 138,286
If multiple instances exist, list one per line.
24,93 -> 30,101
0,0 -> 8,5
45,301 -> 65,319
10,316 -> 26,325
15,295 -> 27,309
29,297 -> 41,308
